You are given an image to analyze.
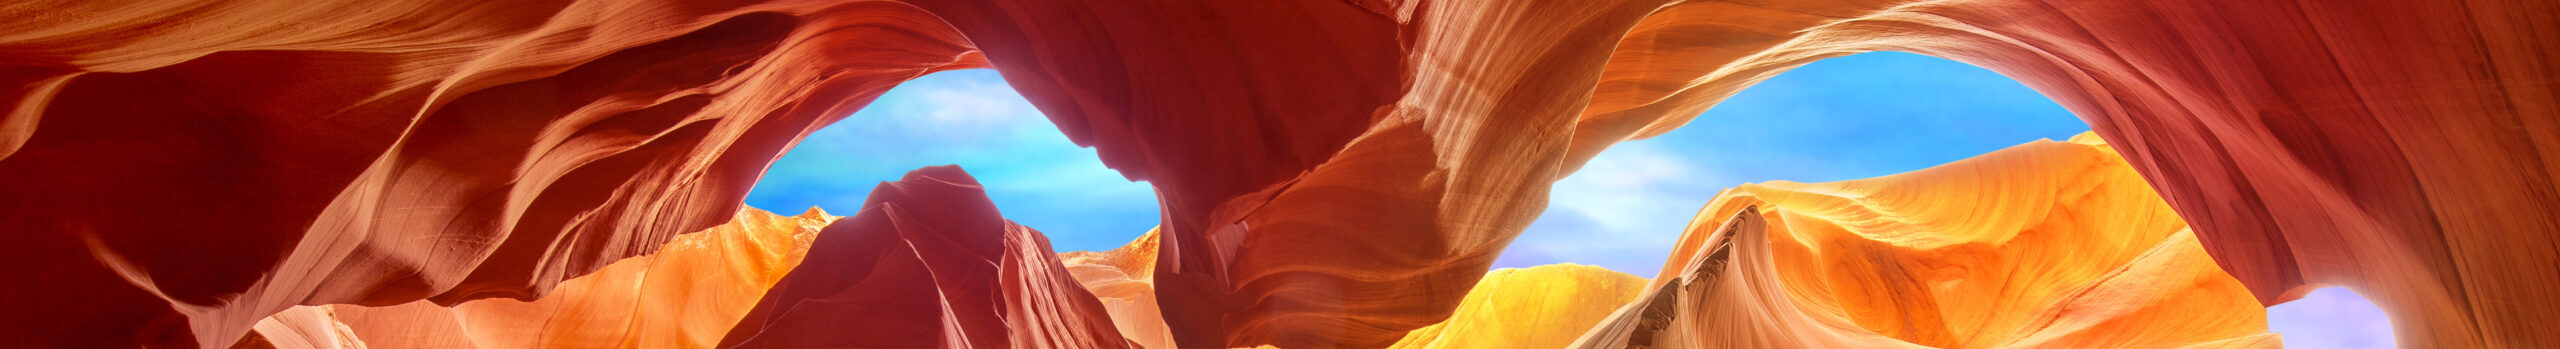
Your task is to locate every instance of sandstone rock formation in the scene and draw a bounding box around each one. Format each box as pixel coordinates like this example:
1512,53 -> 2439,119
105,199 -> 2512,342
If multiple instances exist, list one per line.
1061,229 -> 1176,349
717,165 -> 1131,348
231,306 -> 368,349
325,302 -> 475,349
245,206 -> 836,349
289,167 -> 1133,349
1573,135 -> 2276,348
1387,264 -> 1648,349
3,0 -> 2553,347
443,206 -> 835,348
2,2 -> 985,347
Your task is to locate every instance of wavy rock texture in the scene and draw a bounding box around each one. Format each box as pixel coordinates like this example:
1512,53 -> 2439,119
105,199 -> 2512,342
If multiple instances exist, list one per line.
325,302 -> 474,349
2,0 -> 2553,348
445,206 -> 835,348
1386,264 -> 1648,349
244,206 -> 836,349
717,165 -> 1131,348
1566,2 -> 2560,347
1061,229 -> 1176,349
1574,135 -> 2275,348
230,306 -> 368,349
0,1 -> 984,347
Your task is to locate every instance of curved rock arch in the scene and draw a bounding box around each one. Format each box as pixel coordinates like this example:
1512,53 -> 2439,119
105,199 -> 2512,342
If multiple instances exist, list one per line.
1568,2 -> 2553,348
1,0 -> 2549,348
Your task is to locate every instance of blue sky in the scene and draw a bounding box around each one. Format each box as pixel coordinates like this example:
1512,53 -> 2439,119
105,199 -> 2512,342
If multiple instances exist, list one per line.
1489,52 -> 2090,274
745,52 -> 2389,348
744,69 -> 1159,253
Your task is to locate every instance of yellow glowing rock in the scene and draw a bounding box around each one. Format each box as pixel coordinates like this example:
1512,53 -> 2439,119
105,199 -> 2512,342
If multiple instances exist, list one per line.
1580,132 -> 2274,348
445,206 -> 836,348
1387,264 -> 1647,349
317,207 -> 836,349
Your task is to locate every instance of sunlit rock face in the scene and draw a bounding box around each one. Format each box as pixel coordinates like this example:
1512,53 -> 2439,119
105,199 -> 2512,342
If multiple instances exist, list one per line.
231,306 -> 367,349
296,188 -> 1137,349
250,206 -> 836,349
444,206 -> 835,348
3,0 -> 2553,347
1571,2 -> 2560,346
718,165 -> 1132,348
1574,134 -> 2275,348
325,302 -> 473,349
0,2 -> 984,347
1061,229 -> 1175,349
1387,264 -> 1648,349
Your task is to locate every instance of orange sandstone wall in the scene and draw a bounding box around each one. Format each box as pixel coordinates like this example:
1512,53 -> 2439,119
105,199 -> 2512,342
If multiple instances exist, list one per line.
1577,134 -> 2271,348
238,206 -> 834,349
1061,229 -> 1176,349
1574,2 -> 2560,346
2,0 -> 2553,348
1,1 -> 982,347
443,207 -> 834,348
1387,264 -> 1648,349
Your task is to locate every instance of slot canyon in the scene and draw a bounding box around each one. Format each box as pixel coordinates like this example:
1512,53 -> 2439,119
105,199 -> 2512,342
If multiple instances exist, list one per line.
2,0 -> 2553,348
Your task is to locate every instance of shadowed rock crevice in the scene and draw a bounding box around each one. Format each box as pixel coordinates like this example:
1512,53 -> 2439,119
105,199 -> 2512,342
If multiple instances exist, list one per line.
1572,208 -> 1747,349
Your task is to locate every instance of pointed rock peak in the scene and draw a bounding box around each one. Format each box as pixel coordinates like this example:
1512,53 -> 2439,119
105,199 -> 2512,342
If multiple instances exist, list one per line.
797,206 -> 832,220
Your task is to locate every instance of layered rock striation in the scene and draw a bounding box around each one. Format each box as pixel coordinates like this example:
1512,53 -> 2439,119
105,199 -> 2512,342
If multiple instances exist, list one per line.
442,206 -> 836,348
1387,264 -> 1648,349
1061,229 -> 1176,349
3,0 -> 2553,347
238,206 -> 835,349
3,2 -> 985,346
717,165 -> 1132,348
243,167 -> 1132,349
1573,134 -> 2275,348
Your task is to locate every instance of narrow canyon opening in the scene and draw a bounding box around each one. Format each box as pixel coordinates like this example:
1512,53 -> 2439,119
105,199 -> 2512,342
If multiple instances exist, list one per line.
2268,287 -> 2398,348
7,1 -> 2546,348
746,69 -> 1162,254
1500,52 -> 2087,276
1505,52 -> 2396,348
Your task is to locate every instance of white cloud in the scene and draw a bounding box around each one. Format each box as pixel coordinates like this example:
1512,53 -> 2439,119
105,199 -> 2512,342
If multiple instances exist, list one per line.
2267,287 -> 2396,349
915,77 -> 1039,130
1505,140 -> 1730,276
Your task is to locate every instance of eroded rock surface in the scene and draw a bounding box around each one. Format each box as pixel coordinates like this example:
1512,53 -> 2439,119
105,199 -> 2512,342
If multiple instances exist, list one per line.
1573,135 -> 2276,348
1062,229 -> 1176,349
716,165 -> 1131,349
230,306 -> 367,349
255,206 -> 836,349
2,2 -> 983,347
4,0 -> 2553,347
445,207 -> 835,348
1387,264 -> 1648,349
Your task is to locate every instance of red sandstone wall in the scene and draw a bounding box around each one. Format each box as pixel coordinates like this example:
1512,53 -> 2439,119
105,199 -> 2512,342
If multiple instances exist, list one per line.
2,0 -> 2552,347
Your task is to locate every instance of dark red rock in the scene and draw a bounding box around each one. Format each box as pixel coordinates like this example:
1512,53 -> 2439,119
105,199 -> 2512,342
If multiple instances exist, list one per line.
2,0 -> 2554,348
717,165 -> 1130,349
1,3 -> 985,347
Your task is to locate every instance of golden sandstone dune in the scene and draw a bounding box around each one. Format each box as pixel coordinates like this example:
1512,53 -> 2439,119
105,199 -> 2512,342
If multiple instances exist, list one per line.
4,0 -> 2556,348
247,168 -> 1132,349
253,207 -> 836,349
1388,264 -> 1648,349
1574,134 -> 2273,348
440,207 -> 835,348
